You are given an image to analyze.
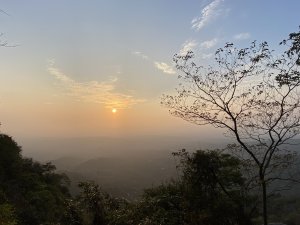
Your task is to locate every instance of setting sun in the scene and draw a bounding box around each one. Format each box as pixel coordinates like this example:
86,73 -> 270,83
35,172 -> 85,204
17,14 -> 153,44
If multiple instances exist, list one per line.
112,108 -> 117,114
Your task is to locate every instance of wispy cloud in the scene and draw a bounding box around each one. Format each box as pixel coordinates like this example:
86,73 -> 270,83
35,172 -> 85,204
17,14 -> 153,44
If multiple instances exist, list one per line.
179,40 -> 198,55
154,62 -> 176,75
48,61 -> 145,109
132,51 -> 149,60
191,0 -> 225,31
234,32 -> 251,40
132,51 -> 176,75
200,38 -> 218,49
201,53 -> 214,59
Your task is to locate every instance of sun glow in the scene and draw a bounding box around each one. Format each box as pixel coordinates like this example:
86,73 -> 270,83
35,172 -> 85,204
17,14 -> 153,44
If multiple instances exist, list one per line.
112,108 -> 117,114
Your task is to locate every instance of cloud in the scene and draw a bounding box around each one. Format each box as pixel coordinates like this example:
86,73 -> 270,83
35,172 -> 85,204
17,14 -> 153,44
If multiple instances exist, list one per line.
131,51 -> 176,75
234,32 -> 251,40
132,51 -> 149,60
201,53 -> 214,59
200,38 -> 218,49
154,62 -> 176,74
191,0 -> 224,31
48,62 -> 145,109
179,40 -> 198,55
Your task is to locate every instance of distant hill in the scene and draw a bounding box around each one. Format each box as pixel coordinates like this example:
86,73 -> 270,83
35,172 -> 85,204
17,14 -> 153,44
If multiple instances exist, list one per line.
20,136 -> 300,199
19,135 -> 229,161
51,152 -> 178,199
18,135 -> 230,199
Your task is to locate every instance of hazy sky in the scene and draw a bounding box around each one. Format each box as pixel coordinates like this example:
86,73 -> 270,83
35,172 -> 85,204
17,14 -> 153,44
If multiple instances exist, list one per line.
0,0 -> 299,139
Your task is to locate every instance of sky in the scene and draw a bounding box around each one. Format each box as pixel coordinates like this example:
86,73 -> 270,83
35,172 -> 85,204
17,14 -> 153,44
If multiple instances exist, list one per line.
0,0 -> 299,140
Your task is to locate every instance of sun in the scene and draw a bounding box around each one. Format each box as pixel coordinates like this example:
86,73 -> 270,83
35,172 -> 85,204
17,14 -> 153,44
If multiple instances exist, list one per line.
112,108 -> 117,114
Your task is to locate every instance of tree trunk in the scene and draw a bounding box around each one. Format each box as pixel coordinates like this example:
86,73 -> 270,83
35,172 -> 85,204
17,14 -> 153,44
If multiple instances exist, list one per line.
93,204 -> 105,225
261,178 -> 268,225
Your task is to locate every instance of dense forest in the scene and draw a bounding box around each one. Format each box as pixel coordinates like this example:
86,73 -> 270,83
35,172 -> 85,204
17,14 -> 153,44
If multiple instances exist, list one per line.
1,133 -> 300,225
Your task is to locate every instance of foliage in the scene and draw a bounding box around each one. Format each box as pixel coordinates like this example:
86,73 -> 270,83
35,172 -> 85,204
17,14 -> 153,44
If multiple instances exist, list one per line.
267,195 -> 300,225
0,134 -> 22,183
116,182 -> 183,225
61,199 -> 83,225
0,203 -> 18,225
60,150 -> 254,225
0,134 -> 70,225
63,181 -> 127,225
175,149 -> 254,225
2,132 -> 300,225
107,150 -> 255,225
77,181 -> 107,225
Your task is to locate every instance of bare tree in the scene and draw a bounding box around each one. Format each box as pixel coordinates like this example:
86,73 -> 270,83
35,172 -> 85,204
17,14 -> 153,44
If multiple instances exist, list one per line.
162,28 -> 300,225
0,9 -> 17,48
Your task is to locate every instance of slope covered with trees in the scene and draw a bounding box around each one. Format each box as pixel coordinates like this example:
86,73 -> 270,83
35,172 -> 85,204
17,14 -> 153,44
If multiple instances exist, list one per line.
0,134 -> 70,225
1,133 -> 300,224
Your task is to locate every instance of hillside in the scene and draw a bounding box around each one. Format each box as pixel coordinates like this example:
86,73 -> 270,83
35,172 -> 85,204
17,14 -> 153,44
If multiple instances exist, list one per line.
51,152 -> 178,199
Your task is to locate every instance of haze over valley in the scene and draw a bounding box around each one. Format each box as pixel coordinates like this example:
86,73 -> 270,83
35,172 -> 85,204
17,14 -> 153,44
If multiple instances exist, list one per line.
19,135 -> 229,198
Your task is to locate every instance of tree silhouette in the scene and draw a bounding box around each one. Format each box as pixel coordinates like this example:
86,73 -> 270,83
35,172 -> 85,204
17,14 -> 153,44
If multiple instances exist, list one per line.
0,134 -> 70,225
162,28 -> 300,225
